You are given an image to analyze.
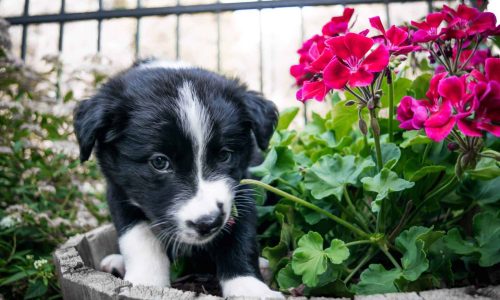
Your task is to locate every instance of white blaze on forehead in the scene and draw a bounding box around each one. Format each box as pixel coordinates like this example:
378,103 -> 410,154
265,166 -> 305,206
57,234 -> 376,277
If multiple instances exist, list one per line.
176,81 -> 212,181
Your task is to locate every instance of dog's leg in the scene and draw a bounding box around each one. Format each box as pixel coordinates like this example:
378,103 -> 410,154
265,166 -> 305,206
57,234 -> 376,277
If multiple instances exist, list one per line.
215,214 -> 284,299
119,221 -> 170,287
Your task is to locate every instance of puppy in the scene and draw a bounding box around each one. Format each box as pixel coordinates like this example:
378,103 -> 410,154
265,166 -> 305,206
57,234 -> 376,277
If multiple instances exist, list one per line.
74,60 -> 283,299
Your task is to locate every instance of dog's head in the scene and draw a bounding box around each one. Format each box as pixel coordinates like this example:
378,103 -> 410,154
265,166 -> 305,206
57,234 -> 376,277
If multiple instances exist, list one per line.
74,62 -> 278,245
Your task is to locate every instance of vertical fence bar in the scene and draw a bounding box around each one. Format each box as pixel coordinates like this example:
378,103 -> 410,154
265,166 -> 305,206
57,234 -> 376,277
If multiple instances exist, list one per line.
216,0 -> 221,72
175,0 -> 180,60
258,0 -> 263,93
300,6 -> 307,124
56,0 -> 65,101
427,0 -> 433,13
135,0 -> 141,58
97,0 -> 103,52
20,0 -> 30,60
384,0 -> 391,27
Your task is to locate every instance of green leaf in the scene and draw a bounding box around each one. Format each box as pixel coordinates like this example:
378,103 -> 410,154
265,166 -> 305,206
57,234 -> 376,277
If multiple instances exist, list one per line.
292,232 -> 328,287
473,211 -> 500,267
466,157 -> 500,180
63,90 -> 74,103
400,131 -> 431,148
324,239 -> 350,264
353,264 -> 401,294
277,107 -> 300,130
444,211 -> 500,267
0,270 -> 36,286
361,168 -> 415,212
305,154 -> 375,201
380,77 -> 413,107
395,226 -> 433,281
330,100 -> 364,139
24,280 -> 48,299
410,74 -> 432,99
277,262 -> 302,290
380,143 -> 401,169
291,232 -> 348,287
250,147 -> 296,184
403,158 -> 446,181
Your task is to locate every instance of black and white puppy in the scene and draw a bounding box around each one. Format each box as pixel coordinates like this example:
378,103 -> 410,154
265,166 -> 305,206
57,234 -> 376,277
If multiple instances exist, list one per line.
74,60 -> 283,299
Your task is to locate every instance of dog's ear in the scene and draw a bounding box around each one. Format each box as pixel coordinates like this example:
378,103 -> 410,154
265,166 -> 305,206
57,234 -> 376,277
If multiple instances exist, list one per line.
243,91 -> 279,150
73,96 -> 108,163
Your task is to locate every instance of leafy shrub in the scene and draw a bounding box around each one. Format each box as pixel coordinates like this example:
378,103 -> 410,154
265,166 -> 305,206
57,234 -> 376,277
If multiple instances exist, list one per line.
250,3 -> 500,297
0,23 -> 108,299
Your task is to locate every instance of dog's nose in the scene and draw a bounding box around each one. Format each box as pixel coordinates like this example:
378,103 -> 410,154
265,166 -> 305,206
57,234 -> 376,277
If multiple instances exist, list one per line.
186,211 -> 223,236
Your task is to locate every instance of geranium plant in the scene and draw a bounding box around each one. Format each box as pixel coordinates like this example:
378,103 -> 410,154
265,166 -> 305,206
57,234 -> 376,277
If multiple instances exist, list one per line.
246,3 -> 500,296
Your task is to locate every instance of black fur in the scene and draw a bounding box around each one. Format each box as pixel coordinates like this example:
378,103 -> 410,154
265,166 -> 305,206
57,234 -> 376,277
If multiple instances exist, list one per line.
74,62 -> 278,282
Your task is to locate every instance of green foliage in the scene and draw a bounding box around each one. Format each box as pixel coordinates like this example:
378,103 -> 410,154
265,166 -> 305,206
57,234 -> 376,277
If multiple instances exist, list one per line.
252,104 -> 500,297
0,48 -> 108,299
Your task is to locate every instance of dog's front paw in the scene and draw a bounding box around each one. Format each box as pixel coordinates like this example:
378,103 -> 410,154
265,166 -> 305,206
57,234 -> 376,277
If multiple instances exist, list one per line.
100,254 -> 125,278
222,276 -> 285,299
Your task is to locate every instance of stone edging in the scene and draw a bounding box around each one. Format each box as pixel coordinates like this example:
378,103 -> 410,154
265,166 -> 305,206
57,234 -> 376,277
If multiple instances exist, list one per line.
53,225 -> 500,300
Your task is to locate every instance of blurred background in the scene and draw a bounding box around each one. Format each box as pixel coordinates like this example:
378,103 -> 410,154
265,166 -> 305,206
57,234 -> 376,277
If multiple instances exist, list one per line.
6,0 -> 495,115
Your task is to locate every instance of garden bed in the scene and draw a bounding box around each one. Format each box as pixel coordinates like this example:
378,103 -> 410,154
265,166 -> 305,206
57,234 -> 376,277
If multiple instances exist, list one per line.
53,225 -> 500,300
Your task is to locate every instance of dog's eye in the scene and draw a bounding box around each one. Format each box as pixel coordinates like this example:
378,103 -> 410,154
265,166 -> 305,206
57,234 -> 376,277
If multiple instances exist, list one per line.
218,148 -> 233,163
149,154 -> 171,172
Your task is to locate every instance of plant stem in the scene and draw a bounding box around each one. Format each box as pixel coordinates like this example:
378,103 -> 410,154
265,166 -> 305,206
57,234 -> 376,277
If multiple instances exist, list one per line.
452,39 -> 463,74
344,86 -> 366,103
344,188 -> 370,232
369,109 -> 383,171
344,240 -> 373,247
379,244 -> 402,270
343,247 -> 377,284
421,143 -> 431,164
458,37 -> 482,72
387,69 -> 395,143
240,179 -> 370,238
406,175 -> 458,226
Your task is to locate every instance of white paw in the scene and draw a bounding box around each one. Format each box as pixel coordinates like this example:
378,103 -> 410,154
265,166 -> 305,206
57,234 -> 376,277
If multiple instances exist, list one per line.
222,276 -> 285,299
100,254 -> 125,278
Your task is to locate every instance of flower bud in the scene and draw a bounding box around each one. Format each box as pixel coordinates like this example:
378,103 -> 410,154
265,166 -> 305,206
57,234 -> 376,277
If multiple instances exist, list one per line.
367,99 -> 375,110
447,142 -> 459,151
371,117 -> 380,136
359,119 -> 368,135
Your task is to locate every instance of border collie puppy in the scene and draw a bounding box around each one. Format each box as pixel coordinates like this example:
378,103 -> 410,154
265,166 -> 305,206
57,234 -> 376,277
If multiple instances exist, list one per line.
73,60 -> 283,299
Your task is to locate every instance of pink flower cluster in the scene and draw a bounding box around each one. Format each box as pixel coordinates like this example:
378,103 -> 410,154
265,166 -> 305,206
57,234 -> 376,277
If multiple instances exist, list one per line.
397,58 -> 500,141
291,8 -> 405,102
396,4 -> 499,142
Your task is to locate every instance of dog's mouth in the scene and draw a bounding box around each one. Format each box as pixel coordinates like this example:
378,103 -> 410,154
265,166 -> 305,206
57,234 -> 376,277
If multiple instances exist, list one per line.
178,212 -> 233,245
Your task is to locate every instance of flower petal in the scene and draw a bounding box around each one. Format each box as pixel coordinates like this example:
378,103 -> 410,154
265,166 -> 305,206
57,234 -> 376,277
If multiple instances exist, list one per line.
485,58 -> 500,84
323,58 -> 350,90
386,26 -> 408,47
344,33 -> 374,60
369,16 -> 386,35
438,76 -> 466,104
300,80 -> 329,101
457,119 -> 482,137
426,12 -> 445,28
348,68 -> 374,87
362,44 -> 389,72
325,36 -> 350,61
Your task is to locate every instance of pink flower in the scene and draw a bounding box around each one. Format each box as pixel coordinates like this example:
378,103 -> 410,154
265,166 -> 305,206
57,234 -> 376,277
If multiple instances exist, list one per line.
322,8 -> 355,37
370,16 -> 417,55
453,48 -> 489,70
473,80 -> 500,137
440,4 -> 497,40
438,75 -> 480,137
322,33 -> 389,89
290,35 -> 327,85
296,80 -> 331,102
411,12 -> 445,43
424,99 -> 456,141
397,96 -> 429,130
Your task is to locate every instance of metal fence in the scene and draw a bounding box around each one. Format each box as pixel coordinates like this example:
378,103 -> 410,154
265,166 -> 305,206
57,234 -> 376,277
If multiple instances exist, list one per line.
4,0 -> 437,90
